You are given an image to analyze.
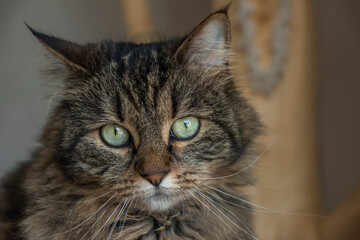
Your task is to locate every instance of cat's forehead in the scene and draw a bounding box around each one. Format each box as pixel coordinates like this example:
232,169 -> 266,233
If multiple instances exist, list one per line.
75,40 -> 225,133
109,41 -> 171,67
87,44 -> 173,123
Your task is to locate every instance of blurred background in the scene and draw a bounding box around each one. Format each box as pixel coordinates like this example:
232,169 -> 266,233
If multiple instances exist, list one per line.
0,0 -> 359,239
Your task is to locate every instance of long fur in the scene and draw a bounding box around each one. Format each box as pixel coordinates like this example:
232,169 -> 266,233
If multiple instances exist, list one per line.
0,10 -> 262,240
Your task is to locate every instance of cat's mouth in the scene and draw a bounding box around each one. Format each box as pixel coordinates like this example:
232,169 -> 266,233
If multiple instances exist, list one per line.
141,187 -> 178,211
135,175 -> 180,211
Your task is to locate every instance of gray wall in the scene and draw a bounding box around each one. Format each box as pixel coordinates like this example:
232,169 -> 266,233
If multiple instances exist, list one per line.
0,0 -> 127,177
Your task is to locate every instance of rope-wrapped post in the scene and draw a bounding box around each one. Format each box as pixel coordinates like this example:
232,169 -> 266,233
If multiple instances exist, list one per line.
212,0 -> 322,239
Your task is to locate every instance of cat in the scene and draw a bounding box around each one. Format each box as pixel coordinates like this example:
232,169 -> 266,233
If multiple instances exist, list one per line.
0,7 -> 261,240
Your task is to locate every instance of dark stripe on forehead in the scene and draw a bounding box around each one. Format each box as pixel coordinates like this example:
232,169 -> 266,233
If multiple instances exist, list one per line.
157,53 -> 168,87
171,89 -> 179,118
152,80 -> 160,109
115,92 -> 124,121
112,43 -> 137,74
122,84 -> 141,113
127,63 -> 151,114
154,53 -> 169,109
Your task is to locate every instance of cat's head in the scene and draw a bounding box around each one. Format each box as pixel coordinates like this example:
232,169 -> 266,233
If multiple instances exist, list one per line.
30,9 -> 261,212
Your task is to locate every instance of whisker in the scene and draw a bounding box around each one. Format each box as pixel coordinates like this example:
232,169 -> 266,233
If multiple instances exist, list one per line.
188,189 -> 208,220
201,140 -> 274,180
204,184 -> 327,218
180,187 -> 197,209
106,198 -> 129,240
90,197 -> 127,240
180,188 -> 209,220
188,190 -> 241,239
34,190 -> 114,204
118,199 -> 133,238
193,188 -> 257,240
198,189 -> 255,238
205,190 -> 258,212
176,191 -> 187,215
79,196 -> 121,240
47,193 -> 117,239
179,188 -> 197,219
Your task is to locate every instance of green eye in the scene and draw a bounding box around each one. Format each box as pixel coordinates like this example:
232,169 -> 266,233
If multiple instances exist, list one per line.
171,116 -> 200,140
100,124 -> 130,147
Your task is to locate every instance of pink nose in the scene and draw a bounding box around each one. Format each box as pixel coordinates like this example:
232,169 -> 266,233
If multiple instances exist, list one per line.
142,173 -> 167,186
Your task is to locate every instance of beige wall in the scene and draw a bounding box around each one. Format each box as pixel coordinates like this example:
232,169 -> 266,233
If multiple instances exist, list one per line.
314,0 -> 360,210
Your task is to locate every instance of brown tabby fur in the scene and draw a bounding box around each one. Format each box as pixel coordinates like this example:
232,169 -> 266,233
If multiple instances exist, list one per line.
0,8 -> 261,240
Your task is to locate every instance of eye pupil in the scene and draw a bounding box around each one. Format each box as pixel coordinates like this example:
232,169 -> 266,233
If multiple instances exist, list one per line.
184,120 -> 189,128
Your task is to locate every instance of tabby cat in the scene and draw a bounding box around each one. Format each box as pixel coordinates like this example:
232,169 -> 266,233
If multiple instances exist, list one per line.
0,8 -> 261,240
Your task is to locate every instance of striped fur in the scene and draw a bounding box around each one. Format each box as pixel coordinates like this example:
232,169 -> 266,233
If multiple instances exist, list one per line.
0,9 -> 261,240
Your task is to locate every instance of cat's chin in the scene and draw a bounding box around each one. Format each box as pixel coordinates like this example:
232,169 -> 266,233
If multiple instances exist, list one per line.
145,191 -> 178,212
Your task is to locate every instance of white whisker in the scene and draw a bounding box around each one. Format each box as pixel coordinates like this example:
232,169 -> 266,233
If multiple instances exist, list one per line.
118,199 -> 133,238
90,197 -> 127,240
79,196 -> 120,240
106,198 -> 129,240
34,190 -> 114,204
201,140 -> 274,180
194,189 -> 257,240
204,184 -> 327,218
49,194 -> 117,239
188,190 -> 241,239
199,190 -> 255,238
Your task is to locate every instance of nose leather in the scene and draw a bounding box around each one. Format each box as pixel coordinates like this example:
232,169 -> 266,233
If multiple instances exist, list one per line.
142,173 -> 167,186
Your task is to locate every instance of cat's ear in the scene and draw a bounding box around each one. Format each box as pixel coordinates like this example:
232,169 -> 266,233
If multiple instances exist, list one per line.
175,9 -> 231,69
27,24 -> 98,75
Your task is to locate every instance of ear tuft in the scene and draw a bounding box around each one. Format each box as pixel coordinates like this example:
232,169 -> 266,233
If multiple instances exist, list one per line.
26,23 -> 90,74
214,2 -> 231,15
175,11 -> 231,69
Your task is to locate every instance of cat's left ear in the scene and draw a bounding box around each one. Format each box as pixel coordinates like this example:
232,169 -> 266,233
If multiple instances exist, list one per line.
27,24 -> 101,76
175,9 -> 230,69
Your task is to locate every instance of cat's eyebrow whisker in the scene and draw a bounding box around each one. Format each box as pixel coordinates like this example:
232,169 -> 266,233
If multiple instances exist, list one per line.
193,188 -> 257,240
200,140 -> 274,180
91,197 -> 128,240
48,193 -> 117,239
188,190 -> 241,239
204,184 -> 328,218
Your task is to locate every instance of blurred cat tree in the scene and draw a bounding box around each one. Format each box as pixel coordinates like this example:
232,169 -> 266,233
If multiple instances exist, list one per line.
120,0 -> 360,239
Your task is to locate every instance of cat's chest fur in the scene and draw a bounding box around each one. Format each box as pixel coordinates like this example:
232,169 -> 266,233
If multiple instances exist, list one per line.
21,180 -> 250,240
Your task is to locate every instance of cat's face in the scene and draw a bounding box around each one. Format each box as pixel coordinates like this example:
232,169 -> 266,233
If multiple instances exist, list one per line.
32,11 -> 260,212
